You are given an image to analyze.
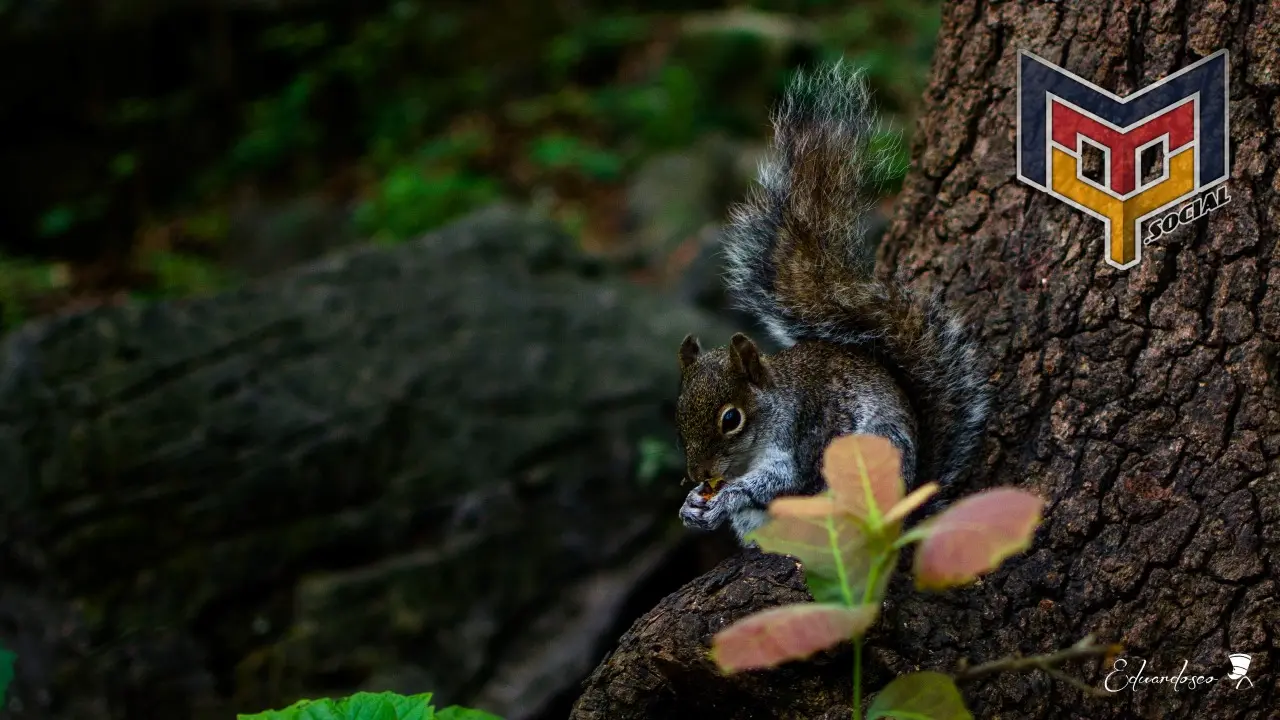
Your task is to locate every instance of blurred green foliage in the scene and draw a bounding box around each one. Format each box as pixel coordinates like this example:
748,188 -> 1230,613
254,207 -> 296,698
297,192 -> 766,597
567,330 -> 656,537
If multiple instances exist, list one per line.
0,644 -> 13,707
636,436 -> 685,487
219,0 -> 937,238
138,251 -> 237,300
354,128 -> 504,243
0,255 -> 70,329
1,0 -> 941,332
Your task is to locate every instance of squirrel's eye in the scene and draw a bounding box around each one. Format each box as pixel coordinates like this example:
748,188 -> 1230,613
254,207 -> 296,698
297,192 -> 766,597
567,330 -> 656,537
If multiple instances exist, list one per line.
718,404 -> 744,435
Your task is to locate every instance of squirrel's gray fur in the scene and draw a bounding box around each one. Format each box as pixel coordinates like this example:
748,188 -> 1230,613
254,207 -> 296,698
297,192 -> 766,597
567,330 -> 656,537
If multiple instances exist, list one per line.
675,61 -> 990,541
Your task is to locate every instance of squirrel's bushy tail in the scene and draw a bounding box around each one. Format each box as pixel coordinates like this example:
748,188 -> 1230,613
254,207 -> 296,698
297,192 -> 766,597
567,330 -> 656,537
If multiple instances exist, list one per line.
724,61 -> 989,488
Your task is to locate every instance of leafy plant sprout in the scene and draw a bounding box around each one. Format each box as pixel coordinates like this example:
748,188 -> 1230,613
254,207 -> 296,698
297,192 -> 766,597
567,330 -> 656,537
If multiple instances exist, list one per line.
237,691 -> 501,720
708,434 -> 1120,720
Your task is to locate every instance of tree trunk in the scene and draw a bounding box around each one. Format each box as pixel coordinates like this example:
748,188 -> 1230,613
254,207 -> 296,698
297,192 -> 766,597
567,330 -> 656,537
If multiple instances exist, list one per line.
571,2 -> 1278,718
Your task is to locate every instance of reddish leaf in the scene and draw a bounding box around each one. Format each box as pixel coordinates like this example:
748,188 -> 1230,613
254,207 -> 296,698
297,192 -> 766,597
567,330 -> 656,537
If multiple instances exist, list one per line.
769,494 -> 839,518
914,488 -> 1045,591
753,499 -> 898,606
711,603 -> 879,673
749,510 -> 867,580
822,435 -> 904,525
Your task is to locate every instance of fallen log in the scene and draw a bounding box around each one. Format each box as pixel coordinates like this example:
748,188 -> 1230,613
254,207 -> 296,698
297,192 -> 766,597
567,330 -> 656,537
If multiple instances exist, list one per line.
0,204 -> 733,720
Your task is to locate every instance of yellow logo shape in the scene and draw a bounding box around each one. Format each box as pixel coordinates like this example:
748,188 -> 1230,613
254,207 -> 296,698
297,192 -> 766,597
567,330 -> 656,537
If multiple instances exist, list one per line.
1050,145 -> 1196,268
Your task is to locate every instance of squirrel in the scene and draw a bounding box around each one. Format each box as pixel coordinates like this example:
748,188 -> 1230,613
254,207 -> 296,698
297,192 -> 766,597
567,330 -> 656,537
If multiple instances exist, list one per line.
675,61 -> 991,542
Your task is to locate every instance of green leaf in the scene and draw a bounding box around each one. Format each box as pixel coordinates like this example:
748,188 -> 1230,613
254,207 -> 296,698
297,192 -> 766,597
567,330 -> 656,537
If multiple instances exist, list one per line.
710,603 -> 879,673
0,646 -> 15,706
238,697 -> 342,720
914,488 -> 1044,591
867,671 -> 972,720
803,565 -> 848,605
237,692 -> 438,720
435,707 -> 503,720
385,693 -> 436,720
337,692 -> 399,720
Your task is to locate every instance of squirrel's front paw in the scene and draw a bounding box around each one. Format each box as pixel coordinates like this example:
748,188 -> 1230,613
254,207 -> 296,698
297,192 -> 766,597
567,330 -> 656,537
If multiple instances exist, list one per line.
679,486 -> 723,530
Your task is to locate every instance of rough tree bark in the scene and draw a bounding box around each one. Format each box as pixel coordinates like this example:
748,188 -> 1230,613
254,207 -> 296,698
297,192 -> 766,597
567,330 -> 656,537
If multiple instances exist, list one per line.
571,2 -> 1278,719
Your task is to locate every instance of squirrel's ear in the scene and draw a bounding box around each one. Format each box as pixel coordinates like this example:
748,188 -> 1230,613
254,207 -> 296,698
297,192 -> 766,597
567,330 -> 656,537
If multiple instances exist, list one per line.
730,333 -> 772,387
678,335 -> 702,370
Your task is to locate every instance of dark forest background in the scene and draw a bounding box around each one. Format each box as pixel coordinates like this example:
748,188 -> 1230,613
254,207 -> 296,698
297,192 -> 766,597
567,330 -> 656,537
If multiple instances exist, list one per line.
0,0 -> 940,332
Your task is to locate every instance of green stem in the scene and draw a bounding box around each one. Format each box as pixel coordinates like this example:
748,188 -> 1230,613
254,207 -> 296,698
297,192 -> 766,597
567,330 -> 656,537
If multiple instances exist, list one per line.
863,552 -> 893,604
828,514 -> 854,606
851,548 -> 892,720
